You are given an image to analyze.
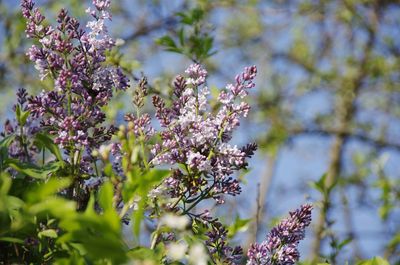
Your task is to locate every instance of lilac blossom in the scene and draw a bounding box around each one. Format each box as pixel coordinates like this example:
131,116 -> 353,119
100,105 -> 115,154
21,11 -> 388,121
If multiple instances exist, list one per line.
20,0 -> 129,175
247,204 -> 313,265
185,63 -> 208,86
150,63 -> 258,206
124,113 -> 155,141
205,221 -> 243,264
137,63 -> 258,262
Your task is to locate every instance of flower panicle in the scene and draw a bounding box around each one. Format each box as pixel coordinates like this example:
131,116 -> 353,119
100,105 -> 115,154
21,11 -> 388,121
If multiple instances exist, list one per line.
247,204 -> 313,265
18,0 -> 129,174
150,63 -> 258,207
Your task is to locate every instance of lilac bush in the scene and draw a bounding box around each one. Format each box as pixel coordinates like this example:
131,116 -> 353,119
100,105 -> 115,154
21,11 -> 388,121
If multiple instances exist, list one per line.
0,0 -> 313,264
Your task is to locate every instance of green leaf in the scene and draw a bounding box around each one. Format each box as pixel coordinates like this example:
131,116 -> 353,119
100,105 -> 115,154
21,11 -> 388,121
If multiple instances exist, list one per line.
15,105 -> 30,126
177,12 -> 193,25
0,172 -> 12,195
0,134 -> 16,149
5,159 -> 63,179
98,182 -> 121,232
34,133 -> 64,162
138,169 -> 169,195
20,111 -> 30,127
128,245 -> 162,261
178,8 -> 204,25
54,254 -> 86,265
0,135 -> 15,171
357,257 -> 390,265
191,8 -> 204,22
26,177 -> 71,203
178,28 -> 185,46
203,37 -> 214,55
57,194 -> 127,264
129,246 -> 155,259
99,181 -> 114,211
5,196 -> 25,211
157,36 -> 177,49
29,197 -> 76,217
309,173 -> 337,195
0,237 -> 24,244
131,169 -> 169,237
388,232 -> 400,249
103,162 -> 113,177
38,229 -> 58,238
132,197 -> 145,238
310,174 -> 326,193
15,105 -> 21,124
337,237 -> 352,250
227,216 -> 251,238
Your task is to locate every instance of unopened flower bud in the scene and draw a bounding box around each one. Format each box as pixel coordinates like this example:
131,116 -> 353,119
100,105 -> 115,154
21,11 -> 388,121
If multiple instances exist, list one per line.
128,121 -> 134,131
98,144 -> 112,160
91,150 -> 99,157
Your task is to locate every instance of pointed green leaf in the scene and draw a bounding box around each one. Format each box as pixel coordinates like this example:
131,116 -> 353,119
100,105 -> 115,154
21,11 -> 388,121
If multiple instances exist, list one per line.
26,177 -> 71,203
0,237 -> 24,244
357,257 -> 390,265
0,134 -> 16,148
99,181 -> 114,211
157,36 -> 177,48
34,133 -> 64,162
228,216 -> 252,238
5,159 -> 63,179
38,229 -> 58,238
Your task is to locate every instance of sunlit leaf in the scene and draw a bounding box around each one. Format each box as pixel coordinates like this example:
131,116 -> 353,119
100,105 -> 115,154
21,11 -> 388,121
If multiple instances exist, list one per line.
357,257 -> 390,265
38,229 -> 58,238
5,159 -> 63,179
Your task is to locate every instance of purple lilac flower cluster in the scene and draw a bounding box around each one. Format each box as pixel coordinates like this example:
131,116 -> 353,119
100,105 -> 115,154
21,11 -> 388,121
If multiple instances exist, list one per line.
150,63 -> 258,205
247,204 -> 313,265
19,0 -> 129,173
205,220 -> 243,263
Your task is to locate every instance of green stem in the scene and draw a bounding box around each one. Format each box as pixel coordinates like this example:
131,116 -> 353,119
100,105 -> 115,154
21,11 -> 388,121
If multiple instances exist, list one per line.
119,197 -> 135,218
19,125 -> 30,162
67,92 -> 72,116
183,183 -> 215,215
94,161 -> 99,177
150,223 -> 162,250
140,139 -> 149,170
170,192 -> 186,209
